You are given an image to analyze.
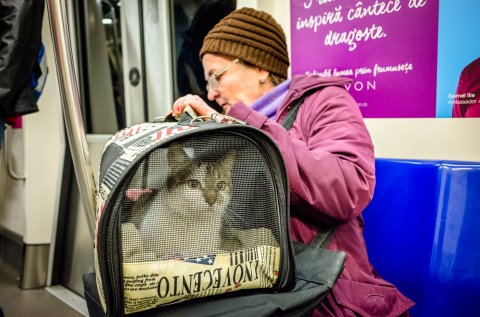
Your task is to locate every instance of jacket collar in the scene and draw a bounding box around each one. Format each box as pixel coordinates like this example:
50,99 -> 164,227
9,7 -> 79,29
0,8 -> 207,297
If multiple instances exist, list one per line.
276,75 -> 353,121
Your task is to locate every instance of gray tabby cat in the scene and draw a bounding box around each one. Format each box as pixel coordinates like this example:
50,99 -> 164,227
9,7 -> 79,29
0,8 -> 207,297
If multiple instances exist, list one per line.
125,143 -> 236,261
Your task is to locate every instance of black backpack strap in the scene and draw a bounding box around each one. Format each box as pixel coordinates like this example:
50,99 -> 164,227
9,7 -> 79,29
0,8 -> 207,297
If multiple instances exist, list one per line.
281,93 -> 308,131
310,226 -> 336,248
281,90 -> 337,248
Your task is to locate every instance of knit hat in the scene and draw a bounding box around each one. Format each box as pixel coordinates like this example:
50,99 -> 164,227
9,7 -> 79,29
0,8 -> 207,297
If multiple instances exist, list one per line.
200,7 -> 289,79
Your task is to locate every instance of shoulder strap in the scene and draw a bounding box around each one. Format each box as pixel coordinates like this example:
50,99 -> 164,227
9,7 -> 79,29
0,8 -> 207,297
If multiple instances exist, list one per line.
281,90 -> 336,248
310,226 -> 335,248
281,93 -> 307,131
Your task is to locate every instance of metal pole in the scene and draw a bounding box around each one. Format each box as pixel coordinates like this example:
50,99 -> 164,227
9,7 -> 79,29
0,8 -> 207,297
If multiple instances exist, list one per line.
46,0 -> 97,239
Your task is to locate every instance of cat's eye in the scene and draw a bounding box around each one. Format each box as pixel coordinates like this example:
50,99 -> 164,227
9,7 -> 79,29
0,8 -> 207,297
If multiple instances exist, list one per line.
187,179 -> 201,189
216,181 -> 227,191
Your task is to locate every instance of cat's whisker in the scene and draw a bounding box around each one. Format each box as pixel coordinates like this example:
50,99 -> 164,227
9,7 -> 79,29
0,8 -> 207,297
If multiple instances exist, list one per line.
223,204 -> 243,223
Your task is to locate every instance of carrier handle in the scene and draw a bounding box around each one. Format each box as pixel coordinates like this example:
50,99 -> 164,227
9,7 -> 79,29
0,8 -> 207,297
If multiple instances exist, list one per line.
154,106 -> 246,127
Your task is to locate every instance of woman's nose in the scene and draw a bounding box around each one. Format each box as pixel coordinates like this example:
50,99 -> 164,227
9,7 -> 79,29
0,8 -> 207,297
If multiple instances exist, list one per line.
207,88 -> 218,101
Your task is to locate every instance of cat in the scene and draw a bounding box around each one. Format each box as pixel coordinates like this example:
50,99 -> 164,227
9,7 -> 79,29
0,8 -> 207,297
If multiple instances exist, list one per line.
124,143 -> 236,261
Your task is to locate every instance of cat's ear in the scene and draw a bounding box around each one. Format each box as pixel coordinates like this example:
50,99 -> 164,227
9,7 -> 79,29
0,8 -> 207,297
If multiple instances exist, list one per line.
167,143 -> 190,167
219,150 -> 236,173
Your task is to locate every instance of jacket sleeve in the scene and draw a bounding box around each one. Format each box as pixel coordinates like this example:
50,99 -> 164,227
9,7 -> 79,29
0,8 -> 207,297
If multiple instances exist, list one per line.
0,0 -> 45,117
228,86 -> 375,224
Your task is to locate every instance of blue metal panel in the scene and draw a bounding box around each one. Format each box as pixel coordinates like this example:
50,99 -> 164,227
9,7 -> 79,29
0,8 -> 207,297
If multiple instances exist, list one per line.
363,159 -> 480,316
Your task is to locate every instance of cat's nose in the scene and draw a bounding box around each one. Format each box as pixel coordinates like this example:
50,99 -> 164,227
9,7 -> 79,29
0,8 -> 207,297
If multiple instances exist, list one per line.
206,197 -> 216,206
204,191 -> 217,206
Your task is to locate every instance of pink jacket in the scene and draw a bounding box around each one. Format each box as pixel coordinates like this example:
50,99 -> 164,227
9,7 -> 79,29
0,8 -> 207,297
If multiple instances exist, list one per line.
228,75 -> 414,316
452,57 -> 480,118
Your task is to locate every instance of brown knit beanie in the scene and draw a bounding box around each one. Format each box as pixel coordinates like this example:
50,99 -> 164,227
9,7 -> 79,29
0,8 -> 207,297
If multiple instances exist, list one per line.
200,7 -> 289,79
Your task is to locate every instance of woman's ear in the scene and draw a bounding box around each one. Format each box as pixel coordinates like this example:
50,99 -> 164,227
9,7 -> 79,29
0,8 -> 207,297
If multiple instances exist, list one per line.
259,69 -> 270,85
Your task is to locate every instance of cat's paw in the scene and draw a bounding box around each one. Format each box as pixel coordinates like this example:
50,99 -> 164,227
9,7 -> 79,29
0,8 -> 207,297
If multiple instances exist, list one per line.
121,222 -> 145,262
224,227 -> 279,250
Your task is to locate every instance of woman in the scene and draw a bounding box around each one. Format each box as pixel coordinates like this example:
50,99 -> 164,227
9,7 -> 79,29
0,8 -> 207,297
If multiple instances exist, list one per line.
452,57 -> 480,118
172,7 -> 414,317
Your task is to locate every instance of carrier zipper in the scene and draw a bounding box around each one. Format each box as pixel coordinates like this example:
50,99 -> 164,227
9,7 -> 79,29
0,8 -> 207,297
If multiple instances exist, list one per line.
98,188 -> 126,316
96,202 -> 115,315
107,206 -> 123,315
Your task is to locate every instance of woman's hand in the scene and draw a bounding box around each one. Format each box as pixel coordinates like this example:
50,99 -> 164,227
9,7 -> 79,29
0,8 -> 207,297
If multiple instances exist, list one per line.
172,94 -> 218,118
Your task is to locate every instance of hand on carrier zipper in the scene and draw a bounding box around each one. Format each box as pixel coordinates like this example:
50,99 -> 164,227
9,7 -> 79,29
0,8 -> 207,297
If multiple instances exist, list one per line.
172,94 -> 218,119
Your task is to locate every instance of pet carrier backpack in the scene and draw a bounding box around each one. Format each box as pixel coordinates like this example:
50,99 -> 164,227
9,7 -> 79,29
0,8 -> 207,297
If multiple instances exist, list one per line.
85,99 -> 345,317
92,112 -> 296,315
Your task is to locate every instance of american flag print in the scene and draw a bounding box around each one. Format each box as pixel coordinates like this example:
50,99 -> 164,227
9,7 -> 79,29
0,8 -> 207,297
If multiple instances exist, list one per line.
182,254 -> 216,265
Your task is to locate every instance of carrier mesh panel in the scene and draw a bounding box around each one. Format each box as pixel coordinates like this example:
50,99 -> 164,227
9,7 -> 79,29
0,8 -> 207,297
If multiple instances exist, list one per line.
118,133 -> 280,263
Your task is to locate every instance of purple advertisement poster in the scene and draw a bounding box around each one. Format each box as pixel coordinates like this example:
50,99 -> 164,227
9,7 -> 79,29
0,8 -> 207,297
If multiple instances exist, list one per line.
290,0 -> 439,118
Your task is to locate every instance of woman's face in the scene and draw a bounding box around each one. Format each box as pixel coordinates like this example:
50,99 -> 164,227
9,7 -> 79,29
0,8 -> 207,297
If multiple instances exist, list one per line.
202,53 -> 270,114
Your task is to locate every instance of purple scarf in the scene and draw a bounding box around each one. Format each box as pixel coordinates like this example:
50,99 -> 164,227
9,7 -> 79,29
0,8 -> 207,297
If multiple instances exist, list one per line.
251,79 -> 291,119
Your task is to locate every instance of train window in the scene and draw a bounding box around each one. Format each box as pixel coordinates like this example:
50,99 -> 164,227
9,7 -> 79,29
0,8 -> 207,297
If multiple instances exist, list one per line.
172,0 -> 236,113
101,0 -> 125,130
73,0 -> 234,133
73,0 -> 124,134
